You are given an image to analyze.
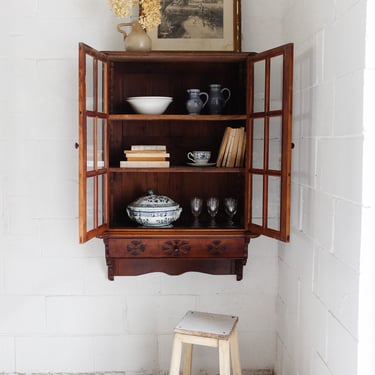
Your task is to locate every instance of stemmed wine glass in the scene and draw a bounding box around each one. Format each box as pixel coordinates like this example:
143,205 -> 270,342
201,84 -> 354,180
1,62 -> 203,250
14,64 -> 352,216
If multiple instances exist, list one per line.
207,197 -> 219,226
190,197 -> 203,226
224,197 -> 237,225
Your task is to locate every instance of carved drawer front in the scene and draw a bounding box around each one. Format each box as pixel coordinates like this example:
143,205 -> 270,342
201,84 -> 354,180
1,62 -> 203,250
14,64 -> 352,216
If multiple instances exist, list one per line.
107,238 -> 246,258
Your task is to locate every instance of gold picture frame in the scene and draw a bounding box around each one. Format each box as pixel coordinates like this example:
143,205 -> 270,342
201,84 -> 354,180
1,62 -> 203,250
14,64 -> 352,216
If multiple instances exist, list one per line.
149,0 -> 241,52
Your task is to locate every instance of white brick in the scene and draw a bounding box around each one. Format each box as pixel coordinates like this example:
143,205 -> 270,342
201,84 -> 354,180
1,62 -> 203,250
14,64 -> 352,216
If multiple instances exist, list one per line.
333,71 -> 364,136
280,231 -> 315,286
301,187 -> 334,250
6,194 -> 40,236
335,0 -> 363,19
299,0 -> 335,38
197,292 -> 276,334
0,258 -> 4,293
160,271 -> 236,295
83,261 -> 163,295
0,1 -> 38,19
324,1 -> 366,80
0,336 -> 15,372
317,137 -> 363,203
30,177 -> 78,218
93,335 -> 158,372
40,218 -> 102,257
277,259 -> 294,309
16,336 -> 94,373
0,232 -> 42,257
333,199 -> 361,270
311,351 -> 331,375
46,296 -> 126,334
276,296 -> 289,350
289,183 -> 302,231
244,251 -> 278,295
311,82 -> 334,137
0,58 -> 33,101
37,0 -> 106,18
293,137 -> 316,188
293,32 -> 324,92
365,8 -> 375,69
0,296 -> 45,334
283,0 -> 335,45
314,248 -> 359,336
310,295 -> 329,361
274,336 -> 284,375
326,313 -> 358,375
158,334 -> 173,371
4,257 -> 85,295
126,295 -> 196,335
216,332 -> 276,372
31,140 -> 77,181
241,1 -> 284,52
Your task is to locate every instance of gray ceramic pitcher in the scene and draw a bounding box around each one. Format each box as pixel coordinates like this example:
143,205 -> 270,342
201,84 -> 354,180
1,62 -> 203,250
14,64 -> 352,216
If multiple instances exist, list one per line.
207,84 -> 231,114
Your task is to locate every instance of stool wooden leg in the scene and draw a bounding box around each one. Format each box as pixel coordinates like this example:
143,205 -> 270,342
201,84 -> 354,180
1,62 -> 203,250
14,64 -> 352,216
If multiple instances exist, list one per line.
218,339 -> 231,375
229,327 -> 241,375
182,342 -> 193,375
169,334 -> 183,375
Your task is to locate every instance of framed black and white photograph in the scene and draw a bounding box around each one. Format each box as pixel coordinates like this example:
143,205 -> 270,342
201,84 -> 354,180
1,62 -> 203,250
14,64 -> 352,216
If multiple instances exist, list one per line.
149,0 -> 241,51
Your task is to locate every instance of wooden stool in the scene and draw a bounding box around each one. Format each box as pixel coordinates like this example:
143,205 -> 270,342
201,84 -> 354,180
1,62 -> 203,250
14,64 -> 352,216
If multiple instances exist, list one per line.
169,311 -> 241,375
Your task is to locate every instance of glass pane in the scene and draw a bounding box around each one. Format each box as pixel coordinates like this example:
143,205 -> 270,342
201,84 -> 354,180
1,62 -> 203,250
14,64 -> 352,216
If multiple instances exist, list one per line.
97,118 -> 105,169
86,55 -> 94,111
98,60 -> 104,113
98,174 -> 105,226
270,55 -> 283,111
253,60 -> 265,112
86,117 -> 94,171
251,174 -> 263,226
87,177 -> 94,231
267,176 -> 281,231
269,116 -> 282,171
252,118 -> 264,169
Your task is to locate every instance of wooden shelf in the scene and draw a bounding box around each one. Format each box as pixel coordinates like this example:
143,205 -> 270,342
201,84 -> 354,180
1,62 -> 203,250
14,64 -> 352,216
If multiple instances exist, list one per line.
109,114 -> 247,121
109,167 -> 245,173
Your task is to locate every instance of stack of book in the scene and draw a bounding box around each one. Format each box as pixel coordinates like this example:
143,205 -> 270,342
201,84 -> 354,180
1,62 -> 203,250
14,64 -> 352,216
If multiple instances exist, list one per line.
120,145 -> 170,168
216,127 -> 246,167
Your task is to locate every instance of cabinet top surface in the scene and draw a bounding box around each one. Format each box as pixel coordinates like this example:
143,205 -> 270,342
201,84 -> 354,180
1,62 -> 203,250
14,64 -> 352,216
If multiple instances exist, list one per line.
102,50 -> 255,62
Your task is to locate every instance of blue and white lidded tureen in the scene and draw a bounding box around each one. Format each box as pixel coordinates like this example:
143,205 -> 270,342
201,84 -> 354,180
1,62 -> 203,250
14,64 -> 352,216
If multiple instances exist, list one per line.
126,189 -> 182,227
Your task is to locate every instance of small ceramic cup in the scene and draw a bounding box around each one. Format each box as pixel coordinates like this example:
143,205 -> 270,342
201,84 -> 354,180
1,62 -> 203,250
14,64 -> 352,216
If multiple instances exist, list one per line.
187,151 -> 211,164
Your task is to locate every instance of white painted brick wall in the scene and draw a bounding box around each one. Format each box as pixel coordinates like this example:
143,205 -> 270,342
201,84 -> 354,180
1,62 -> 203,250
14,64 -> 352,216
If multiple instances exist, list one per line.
1,0 -> 370,374
277,0 -> 371,374
0,2 -> 281,373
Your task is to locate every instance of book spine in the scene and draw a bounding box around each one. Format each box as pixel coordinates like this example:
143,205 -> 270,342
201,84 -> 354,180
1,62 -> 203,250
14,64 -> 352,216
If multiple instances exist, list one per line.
216,127 -> 230,167
120,161 -> 170,168
126,157 -> 167,161
130,145 -> 166,151
124,151 -> 170,158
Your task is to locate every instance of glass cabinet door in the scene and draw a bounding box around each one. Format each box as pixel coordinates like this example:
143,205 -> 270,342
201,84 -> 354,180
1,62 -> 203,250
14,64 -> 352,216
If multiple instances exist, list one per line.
247,43 -> 293,242
78,43 -> 109,243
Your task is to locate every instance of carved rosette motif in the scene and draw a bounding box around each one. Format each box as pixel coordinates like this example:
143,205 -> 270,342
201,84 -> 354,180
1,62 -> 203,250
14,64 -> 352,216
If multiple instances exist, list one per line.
207,240 -> 227,256
126,240 -> 146,256
162,240 -> 191,256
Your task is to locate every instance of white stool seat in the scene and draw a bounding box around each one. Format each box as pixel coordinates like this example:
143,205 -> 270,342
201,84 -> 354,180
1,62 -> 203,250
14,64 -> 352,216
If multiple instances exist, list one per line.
169,311 -> 241,375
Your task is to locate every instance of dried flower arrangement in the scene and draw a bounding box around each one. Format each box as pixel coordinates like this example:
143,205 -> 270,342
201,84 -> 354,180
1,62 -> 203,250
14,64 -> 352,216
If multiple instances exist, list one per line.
108,0 -> 161,30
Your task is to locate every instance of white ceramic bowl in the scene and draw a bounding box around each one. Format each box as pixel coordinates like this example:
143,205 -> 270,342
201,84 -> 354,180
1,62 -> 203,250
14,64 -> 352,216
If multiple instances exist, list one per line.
126,96 -> 173,114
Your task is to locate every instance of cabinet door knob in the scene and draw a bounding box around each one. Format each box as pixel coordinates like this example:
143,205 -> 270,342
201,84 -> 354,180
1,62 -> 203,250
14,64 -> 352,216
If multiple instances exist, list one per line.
174,246 -> 179,253
74,142 -> 79,149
